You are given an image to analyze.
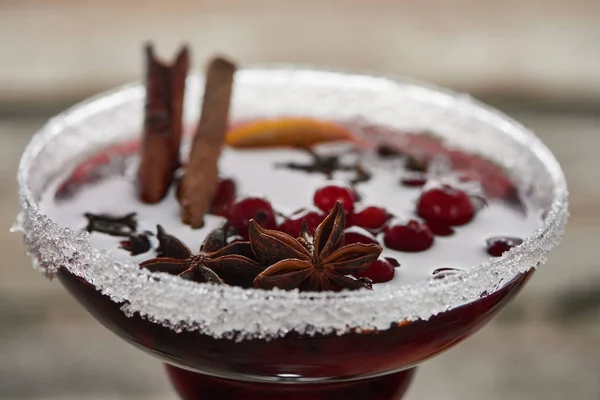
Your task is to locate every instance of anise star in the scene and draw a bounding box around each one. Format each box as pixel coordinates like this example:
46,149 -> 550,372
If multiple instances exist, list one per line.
278,148 -> 371,186
278,148 -> 350,179
140,224 -> 265,287
252,202 -> 382,291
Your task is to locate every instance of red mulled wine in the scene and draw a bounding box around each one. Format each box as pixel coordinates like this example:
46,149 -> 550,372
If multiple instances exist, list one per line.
40,120 -> 540,399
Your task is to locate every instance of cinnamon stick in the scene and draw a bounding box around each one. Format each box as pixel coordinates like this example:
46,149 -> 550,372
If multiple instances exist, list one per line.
179,57 -> 236,228
137,44 -> 189,203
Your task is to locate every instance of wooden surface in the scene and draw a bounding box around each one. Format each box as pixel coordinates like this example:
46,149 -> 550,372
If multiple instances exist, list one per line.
1,0 -> 600,105
1,109 -> 599,399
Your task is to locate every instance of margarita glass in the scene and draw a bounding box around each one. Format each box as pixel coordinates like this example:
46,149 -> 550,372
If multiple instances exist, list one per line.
16,68 -> 568,400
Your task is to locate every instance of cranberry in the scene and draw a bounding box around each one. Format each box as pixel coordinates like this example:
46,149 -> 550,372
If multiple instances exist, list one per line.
384,220 -> 434,252
400,172 -> 428,187
427,223 -> 455,237
348,206 -> 391,232
417,185 -> 475,226
209,178 -> 236,217
355,258 -> 395,283
313,185 -> 355,214
278,209 -> 325,237
228,197 -> 276,236
344,227 -> 379,245
486,236 -> 523,257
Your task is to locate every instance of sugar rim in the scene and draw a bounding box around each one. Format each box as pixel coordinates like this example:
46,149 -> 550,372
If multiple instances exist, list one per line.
16,67 -> 568,340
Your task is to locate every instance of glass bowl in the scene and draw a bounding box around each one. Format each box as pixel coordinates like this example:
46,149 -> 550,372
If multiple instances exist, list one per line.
16,67 -> 568,400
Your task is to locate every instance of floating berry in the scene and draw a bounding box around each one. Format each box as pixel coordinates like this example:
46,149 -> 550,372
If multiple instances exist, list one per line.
400,172 -> 428,187
355,257 -> 395,283
348,206 -> 391,232
417,185 -> 475,226
384,220 -> 434,252
228,197 -> 276,236
313,185 -> 355,214
344,227 -> 379,245
485,236 -> 523,257
278,209 -> 325,237
209,178 -> 236,217
427,223 -> 455,237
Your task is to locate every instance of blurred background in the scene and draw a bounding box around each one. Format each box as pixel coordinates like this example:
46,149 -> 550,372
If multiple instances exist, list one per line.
1,1 -> 599,399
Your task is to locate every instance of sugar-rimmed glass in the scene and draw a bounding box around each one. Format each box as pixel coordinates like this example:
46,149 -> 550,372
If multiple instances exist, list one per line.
16,68 -> 568,400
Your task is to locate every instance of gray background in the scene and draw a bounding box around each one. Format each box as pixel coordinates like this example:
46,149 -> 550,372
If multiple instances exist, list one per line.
1,1 -> 599,399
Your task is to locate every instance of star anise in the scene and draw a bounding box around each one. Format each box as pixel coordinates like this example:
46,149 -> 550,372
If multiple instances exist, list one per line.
120,231 -> 153,256
84,212 -> 138,237
350,162 -> 372,186
252,202 -> 382,291
377,144 -> 405,158
278,147 -> 373,186
140,224 -> 265,287
278,148 -> 350,178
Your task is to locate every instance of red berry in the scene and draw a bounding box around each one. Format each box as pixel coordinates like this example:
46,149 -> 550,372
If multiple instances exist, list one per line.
278,209 -> 325,237
400,172 -> 428,187
210,178 -> 236,217
228,197 -> 276,236
344,227 -> 379,245
355,258 -> 395,283
427,223 -> 455,237
348,206 -> 391,231
417,185 -> 475,226
486,236 -> 523,257
384,220 -> 434,252
313,185 -> 355,214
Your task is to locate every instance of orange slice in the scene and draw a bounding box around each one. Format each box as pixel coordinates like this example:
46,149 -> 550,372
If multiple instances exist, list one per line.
225,118 -> 359,148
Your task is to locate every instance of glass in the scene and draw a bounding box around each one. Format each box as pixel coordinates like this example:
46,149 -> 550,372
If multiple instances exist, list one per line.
16,68 -> 568,400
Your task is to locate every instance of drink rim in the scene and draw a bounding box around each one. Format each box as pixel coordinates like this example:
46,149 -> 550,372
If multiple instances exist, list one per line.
16,67 -> 568,340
